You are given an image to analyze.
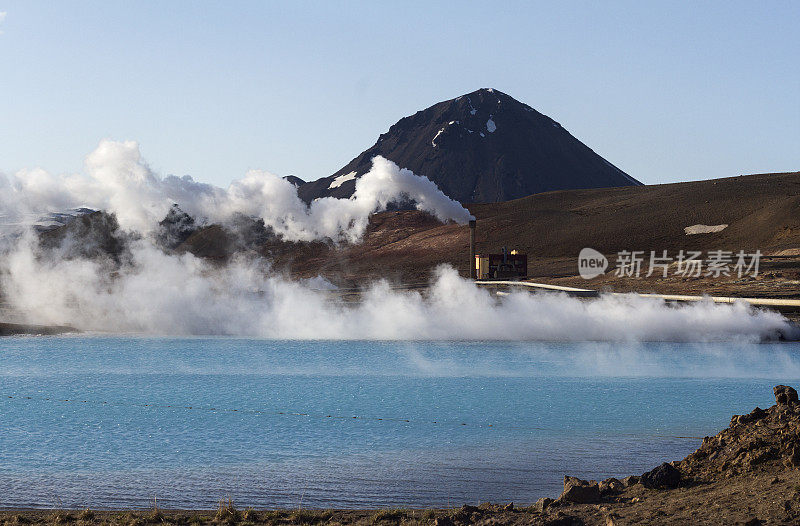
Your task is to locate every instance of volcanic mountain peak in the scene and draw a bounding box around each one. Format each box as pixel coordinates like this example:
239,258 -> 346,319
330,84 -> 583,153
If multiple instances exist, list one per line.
386,88 -> 535,147
297,88 -> 640,204
428,89 -> 517,142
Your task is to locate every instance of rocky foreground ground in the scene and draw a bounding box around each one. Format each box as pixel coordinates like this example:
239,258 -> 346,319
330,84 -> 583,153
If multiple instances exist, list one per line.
4,385 -> 800,525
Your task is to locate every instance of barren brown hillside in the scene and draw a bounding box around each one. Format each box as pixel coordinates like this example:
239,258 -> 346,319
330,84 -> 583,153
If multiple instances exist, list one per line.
175,171 -> 800,299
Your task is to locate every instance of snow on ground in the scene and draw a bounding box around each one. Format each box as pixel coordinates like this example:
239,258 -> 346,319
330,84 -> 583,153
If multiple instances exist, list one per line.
486,118 -> 496,133
328,171 -> 357,189
685,224 -> 729,235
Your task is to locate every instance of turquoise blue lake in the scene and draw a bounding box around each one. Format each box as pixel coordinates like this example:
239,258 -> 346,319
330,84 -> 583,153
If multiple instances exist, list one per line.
1,337 -> 799,509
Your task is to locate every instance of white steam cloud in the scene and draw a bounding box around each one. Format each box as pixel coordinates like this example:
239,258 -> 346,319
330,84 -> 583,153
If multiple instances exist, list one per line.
1,237 -> 796,342
0,140 -> 797,343
0,140 -> 471,241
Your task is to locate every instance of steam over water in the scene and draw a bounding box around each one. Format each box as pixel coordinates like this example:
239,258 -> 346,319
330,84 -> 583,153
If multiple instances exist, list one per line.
2,142 -> 800,509
0,140 -> 797,341
2,337 -> 800,509
2,244 -> 797,340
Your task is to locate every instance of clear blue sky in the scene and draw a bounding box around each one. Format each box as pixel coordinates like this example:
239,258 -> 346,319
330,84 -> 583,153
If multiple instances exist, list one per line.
0,1 -> 798,187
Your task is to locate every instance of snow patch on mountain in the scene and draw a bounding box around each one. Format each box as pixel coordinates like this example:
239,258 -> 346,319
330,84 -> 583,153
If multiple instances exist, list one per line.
431,129 -> 445,147
431,121 -> 460,147
328,171 -> 357,189
0,207 -> 95,237
467,96 -> 477,115
685,224 -> 728,235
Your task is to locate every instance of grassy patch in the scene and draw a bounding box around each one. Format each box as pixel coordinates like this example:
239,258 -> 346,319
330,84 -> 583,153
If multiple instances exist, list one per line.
371,509 -> 409,524
78,510 -> 95,522
146,509 -> 165,525
49,512 -> 76,525
240,509 -> 258,523
214,500 -> 240,525
286,510 -> 333,525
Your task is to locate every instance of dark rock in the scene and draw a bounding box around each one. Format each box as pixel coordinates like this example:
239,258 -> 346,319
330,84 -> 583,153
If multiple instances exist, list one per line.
225,213 -> 273,249
534,497 -> 553,512
681,386 -> 800,481
598,478 -> 624,495
156,204 -> 197,249
621,475 -> 639,487
640,462 -> 681,489
784,447 -> 800,467
452,505 -> 481,523
502,502 -> 514,511
744,447 -> 777,468
558,476 -> 601,504
734,407 -> 767,426
175,215 -> 276,260
434,517 -> 454,526
38,210 -> 134,263
542,513 -> 584,526
774,385 -> 798,406
283,175 -> 305,187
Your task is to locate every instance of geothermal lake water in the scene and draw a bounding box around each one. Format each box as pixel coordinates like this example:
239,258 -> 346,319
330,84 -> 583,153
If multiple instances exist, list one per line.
2,337 -> 800,509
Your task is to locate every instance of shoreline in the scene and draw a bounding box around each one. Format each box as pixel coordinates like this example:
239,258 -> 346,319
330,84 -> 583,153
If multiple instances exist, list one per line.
0,322 -> 79,336
2,386 -> 799,525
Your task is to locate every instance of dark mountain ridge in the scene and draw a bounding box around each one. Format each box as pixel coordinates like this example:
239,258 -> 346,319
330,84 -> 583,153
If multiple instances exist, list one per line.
298,88 -> 641,204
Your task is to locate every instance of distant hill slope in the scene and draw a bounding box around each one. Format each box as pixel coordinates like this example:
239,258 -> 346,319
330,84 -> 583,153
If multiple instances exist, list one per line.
170,171 -> 800,292
31,171 -> 800,298
298,88 -> 640,204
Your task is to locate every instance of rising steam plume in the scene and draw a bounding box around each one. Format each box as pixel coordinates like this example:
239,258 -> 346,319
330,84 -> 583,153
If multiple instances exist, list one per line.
0,140 -> 472,241
0,141 -> 797,342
